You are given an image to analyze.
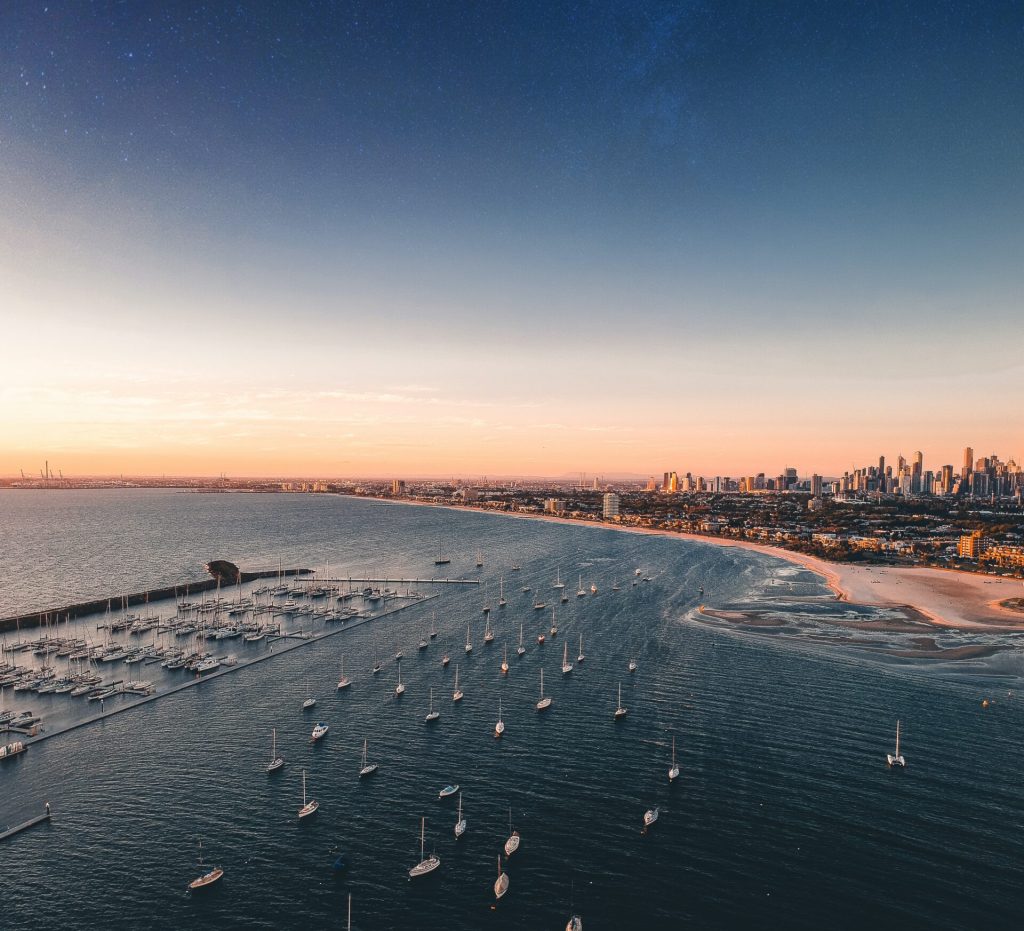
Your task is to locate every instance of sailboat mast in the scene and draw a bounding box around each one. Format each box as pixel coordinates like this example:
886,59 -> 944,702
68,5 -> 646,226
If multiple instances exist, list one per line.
895,720 -> 900,757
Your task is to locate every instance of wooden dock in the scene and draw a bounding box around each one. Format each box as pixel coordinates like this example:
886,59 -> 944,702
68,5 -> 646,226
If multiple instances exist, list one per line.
0,805 -> 51,843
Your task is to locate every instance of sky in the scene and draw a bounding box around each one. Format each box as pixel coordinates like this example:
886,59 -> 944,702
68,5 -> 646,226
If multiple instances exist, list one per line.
1,1 -> 1021,478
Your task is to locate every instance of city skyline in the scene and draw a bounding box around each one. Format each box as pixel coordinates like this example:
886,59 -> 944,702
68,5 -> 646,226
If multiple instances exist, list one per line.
2,3 -> 1022,475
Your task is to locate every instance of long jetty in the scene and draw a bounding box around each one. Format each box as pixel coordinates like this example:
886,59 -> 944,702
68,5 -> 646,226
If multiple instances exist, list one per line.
0,805 -> 51,843
0,567 -> 310,634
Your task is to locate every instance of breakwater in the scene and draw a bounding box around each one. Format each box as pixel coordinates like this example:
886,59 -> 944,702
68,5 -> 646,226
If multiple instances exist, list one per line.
0,566 -> 310,633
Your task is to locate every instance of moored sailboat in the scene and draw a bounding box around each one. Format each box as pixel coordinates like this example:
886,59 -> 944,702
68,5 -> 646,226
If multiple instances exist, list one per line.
886,719 -> 907,768
454,791 -> 466,838
536,668 -> 552,711
187,838 -> 223,891
494,853 -> 510,900
504,808 -> 520,856
298,769 -> 319,819
359,738 -> 378,778
267,728 -> 285,772
614,682 -> 627,719
669,736 -> 680,781
452,664 -> 464,702
408,817 -> 440,878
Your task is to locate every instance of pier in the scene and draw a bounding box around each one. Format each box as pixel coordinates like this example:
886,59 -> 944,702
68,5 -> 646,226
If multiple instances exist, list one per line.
308,578 -> 480,585
0,804 -> 51,843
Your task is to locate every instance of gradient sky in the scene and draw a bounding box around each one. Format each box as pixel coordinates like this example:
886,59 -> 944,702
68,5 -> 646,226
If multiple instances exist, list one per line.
1,1 -> 1021,477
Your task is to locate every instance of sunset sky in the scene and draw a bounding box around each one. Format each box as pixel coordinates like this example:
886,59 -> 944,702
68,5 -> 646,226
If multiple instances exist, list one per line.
1,2 -> 1021,477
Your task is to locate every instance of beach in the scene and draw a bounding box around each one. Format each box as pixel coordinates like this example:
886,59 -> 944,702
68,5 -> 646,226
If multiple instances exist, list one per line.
380,499 -> 1024,630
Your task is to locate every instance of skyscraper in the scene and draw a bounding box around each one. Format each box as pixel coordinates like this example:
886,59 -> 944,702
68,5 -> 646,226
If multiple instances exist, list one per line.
963,446 -> 974,480
602,493 -> 620,519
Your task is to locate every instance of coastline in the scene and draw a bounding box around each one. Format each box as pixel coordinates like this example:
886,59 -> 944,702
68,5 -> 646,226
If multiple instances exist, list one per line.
368,496 -> 1024,631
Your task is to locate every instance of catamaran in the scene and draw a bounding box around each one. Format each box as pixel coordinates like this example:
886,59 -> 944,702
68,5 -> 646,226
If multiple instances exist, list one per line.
577,633 -> 585,664
501,643 -> 509,675
298,769 -> 319,819
669,736 -> 680,781
408,817 -> 440,878
452,664 -> 464,702
454,792 -> 466,838
536,668 -> 552,711
337,656 -> 351,690
517,624 -> 526,657
395,660 -> 405,697
614,683 -> 627,719
495,697 -> 505,737
425,688 -> 440,723
494,853 -> 510,900
887,720 -> 907,768
561,641 -> 573,675
187,838 -> 223,891
359,738 -> 378,778
504,808 -> 520,856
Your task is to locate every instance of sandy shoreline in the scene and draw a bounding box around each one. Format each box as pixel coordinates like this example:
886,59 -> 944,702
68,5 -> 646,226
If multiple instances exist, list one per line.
370,497 -> 1024,631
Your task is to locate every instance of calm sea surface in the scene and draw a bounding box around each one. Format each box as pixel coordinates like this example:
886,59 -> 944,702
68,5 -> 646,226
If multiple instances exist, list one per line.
1,490 -> 1022,930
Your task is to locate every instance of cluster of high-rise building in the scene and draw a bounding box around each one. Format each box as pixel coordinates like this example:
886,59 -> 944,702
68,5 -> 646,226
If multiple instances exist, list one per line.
650,446 -> 1023,502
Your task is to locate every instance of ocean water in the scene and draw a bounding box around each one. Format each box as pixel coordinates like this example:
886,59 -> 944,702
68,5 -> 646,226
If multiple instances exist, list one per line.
1,490 -> 1022,930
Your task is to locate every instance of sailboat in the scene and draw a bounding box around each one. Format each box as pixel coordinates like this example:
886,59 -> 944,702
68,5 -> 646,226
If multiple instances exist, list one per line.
372,642 -> 382,675
476,550 -> 484,568
517,623 -> 526,657
887,720 -> 907,768
567,917 -> 583,931
441,647 -> 450,667
643,807 -> 659,829
302,679 -> 316,710
550,607 -> 558,638
576,575 -> 586,598
495,697 -> 505,737
298,769 -> 319,819
504,808 -> 520,856
494,853 -> 510,900
553,569 -> 565,589
408,817 -> 440,878
359,738 -> 378,778
577,633 -> 585,664
628,657 -> 638,673
430,613 -> 438,638
454,792 -> 466,838
434,540 -> 451,566
187,837 -> 224,891
464,624 -> 473,654
501,643 -> 509,675
425,687 -> 440,722
668,736 -> 680,781
452,664 -> 464,702
536,668 -> 552,711
561,641 -> 573,675
498,578 -> 507,608
484,615 -> 494,642
266,727 -> 285,773
614,682 -> 627,719
337,656 -> 351,690
533,594 -> 546,610
395,660 -> 405,697
418,633 -> 428,650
